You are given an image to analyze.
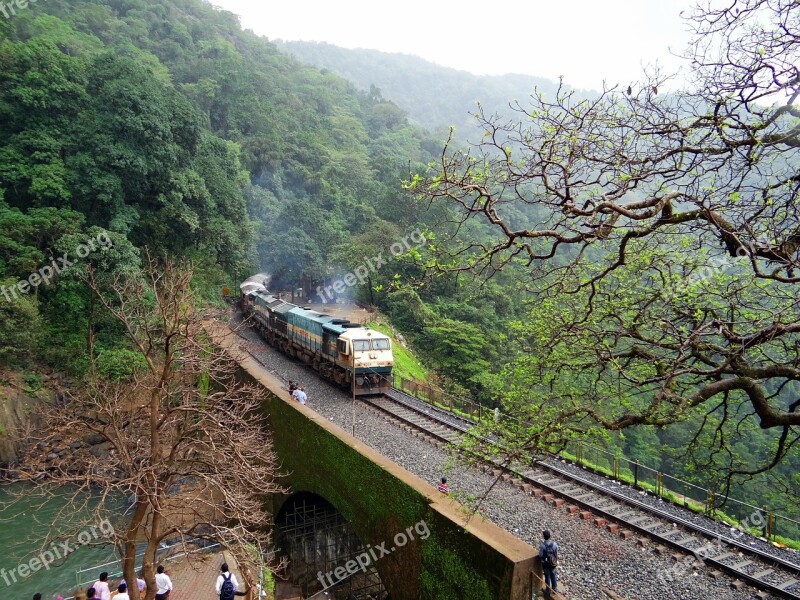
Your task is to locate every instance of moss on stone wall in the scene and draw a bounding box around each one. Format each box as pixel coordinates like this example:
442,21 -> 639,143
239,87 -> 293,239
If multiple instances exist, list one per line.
233,362 -> 533,600
419,541 -> 493,600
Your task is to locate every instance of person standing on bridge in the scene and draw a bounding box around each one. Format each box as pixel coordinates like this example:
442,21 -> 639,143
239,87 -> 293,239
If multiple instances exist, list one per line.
93,573 -> 111,600
216,563 -> 241,600
292,386 -> 307,405
539,530 -> 559,595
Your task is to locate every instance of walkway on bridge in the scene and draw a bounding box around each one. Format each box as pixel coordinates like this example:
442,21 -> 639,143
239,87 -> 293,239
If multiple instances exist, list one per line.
157,550 -> 301,600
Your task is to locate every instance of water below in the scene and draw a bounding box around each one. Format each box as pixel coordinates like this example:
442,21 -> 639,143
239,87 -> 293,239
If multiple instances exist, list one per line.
0,484 -> 119,600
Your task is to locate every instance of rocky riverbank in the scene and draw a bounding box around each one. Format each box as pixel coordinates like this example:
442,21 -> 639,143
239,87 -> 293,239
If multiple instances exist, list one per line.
0,371 -> 47,466
0,371 -> 115,472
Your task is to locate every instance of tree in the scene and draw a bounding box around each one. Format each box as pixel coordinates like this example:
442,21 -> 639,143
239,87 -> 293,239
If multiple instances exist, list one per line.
0,281 -> 42,367
10,255 -> 282,600
421,320 -> 491,388
411,0 -> 800,473
414,0 -> 798,282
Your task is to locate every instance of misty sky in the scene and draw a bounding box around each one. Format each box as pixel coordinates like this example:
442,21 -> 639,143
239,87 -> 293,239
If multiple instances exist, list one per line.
210,0 -> 695,91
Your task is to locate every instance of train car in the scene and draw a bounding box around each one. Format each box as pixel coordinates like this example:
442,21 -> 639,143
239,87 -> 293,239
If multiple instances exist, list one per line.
240,276 -> 393,395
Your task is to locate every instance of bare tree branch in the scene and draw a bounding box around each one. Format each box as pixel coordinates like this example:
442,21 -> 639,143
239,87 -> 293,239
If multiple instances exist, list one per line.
9,252 -> 283,600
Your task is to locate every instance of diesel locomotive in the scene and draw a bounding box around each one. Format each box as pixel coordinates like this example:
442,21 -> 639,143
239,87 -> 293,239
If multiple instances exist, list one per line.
240,275 -> 393,395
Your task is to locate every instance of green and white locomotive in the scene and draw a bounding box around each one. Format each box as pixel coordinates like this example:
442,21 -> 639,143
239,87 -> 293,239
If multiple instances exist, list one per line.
240,276 -> 393,395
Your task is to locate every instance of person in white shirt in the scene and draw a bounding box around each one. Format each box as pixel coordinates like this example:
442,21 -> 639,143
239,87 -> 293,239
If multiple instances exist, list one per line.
114,583 -> 130,600
154,565 -> 173,600
93,572 -> 111,600
292,387 -> 307,405
215,563 -> 240,600
120,575 -> 146,594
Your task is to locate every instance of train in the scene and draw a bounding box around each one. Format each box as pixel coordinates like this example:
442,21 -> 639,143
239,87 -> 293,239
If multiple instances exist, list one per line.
240,275 -> 394,395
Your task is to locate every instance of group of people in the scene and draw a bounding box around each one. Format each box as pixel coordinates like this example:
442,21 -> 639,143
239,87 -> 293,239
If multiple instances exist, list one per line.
31,561 -> 246,600
70,565 -> 172,600
288,381 -> 307,405
35,528 -> 556,598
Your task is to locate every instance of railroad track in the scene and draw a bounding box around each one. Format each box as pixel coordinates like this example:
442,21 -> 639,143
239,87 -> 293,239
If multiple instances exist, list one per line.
364,388 -> 800,599
236,319 -> 800,598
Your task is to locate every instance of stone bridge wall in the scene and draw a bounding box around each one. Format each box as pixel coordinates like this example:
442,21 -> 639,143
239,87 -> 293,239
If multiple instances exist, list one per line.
213,326 -> 537,600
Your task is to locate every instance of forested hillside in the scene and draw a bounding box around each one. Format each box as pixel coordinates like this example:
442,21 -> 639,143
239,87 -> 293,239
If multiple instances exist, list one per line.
404,0 -> 800,538
0,0 -> 445,376
0,0 -> 526,452
276,41 -> 564,132
286,34 -> 800,533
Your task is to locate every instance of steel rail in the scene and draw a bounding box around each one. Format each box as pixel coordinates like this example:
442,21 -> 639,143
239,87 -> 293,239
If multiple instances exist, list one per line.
236,323 -> 800,598
367,388 -> 800,599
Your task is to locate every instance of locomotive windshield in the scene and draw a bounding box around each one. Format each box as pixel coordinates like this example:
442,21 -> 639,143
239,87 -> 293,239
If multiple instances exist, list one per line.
352,339 -> 390,351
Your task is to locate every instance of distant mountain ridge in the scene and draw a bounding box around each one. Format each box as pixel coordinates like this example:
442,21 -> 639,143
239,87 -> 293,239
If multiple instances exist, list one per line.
275,41 -> 567,133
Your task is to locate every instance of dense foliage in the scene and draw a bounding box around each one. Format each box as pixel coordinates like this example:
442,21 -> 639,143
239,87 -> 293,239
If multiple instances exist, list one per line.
0,0 -> 444,375
406,0 -> 800,530
277,41 -> 563,133
1,0 -> 797,543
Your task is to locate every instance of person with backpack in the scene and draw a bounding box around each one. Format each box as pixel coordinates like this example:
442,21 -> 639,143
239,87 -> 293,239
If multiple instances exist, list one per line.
539,530 -> 559,595
215,563 -> 240,600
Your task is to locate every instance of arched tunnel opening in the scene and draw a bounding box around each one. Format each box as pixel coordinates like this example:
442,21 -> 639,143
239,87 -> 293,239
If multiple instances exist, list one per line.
275,492 -> 388,599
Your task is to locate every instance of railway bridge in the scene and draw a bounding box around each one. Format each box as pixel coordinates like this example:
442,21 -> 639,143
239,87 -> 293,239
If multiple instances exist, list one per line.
212,326 -> 539,600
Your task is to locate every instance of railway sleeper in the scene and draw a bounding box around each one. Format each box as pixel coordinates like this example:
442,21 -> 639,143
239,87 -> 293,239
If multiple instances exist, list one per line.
628,515 -> 652,525
334,374 -> 800,598
753,569 -> 775,580
777,578 -> 799,591
714,551 -> 740,563
660,528 -> 685,538
672,536 -> 699,547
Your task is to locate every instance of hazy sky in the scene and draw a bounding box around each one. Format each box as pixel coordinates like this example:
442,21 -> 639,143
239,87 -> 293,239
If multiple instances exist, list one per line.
210,0 -> 696,91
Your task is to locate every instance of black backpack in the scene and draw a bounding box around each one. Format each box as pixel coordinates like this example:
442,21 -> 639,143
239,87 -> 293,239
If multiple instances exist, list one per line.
220,573 -> 235,600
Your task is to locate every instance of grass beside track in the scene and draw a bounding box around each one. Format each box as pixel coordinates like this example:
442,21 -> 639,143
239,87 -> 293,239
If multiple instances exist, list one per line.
367,320 -> 429,382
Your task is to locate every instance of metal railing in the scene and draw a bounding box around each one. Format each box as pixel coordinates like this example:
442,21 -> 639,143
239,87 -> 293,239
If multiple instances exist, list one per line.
393,375 -> 491,421
73,540 -> 221,594
393,374 -> 800,543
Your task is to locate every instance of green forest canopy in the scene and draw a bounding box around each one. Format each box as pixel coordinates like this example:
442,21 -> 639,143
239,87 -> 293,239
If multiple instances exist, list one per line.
0,0 -> 798,538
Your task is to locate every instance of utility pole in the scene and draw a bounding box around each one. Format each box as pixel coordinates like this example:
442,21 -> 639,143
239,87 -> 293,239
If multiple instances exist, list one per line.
351,348 -> 356,436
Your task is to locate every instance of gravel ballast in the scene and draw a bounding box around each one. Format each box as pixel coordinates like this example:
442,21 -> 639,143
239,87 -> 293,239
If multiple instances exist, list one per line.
237,323 -> 789,600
